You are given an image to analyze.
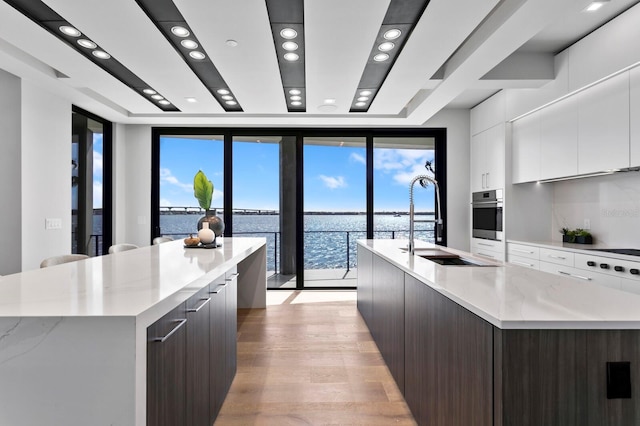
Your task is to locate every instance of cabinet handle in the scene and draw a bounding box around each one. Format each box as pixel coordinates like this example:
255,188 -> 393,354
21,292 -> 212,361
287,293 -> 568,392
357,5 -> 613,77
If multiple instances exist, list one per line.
512,248 -> 534,254
153,319 -> 187,343
187,297 -> 211,313
510,260 -> 534,267
558,271 -> 592,281
477,252 -> 495,259
225,273 -> 240,281
482,173 -> 486,189
486,172 -> 490,188
548,255 -> 566,260
478,242 -> 494,247
209,284 -> 227,294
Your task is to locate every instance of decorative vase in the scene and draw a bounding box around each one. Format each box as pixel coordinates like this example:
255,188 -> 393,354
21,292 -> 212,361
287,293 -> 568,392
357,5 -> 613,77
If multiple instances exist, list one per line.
198,209 -> 225,237
197,222 -> 215,244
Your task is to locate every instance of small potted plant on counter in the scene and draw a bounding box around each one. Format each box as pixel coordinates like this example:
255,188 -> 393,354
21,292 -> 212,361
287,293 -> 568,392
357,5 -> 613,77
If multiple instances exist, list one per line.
560,227 -> 593,244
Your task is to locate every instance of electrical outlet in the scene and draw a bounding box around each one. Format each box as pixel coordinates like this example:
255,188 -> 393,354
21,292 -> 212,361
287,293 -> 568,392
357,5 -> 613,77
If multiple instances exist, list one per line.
584,219 -> 591,230
45,218 -> 62,230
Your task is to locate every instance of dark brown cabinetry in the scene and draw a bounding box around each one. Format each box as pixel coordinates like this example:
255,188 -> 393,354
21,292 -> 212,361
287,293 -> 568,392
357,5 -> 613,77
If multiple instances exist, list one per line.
356,248 -> 373,327
186,285 -> 212,426
371,255 -> 405,392
148,268 -> 239,426
404,273 -> 493,426
147,302 -> 188,426
358,246 -> 640,426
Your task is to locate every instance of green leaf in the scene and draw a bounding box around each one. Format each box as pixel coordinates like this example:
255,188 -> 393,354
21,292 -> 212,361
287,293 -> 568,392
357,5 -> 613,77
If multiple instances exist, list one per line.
193,170 -> 214,210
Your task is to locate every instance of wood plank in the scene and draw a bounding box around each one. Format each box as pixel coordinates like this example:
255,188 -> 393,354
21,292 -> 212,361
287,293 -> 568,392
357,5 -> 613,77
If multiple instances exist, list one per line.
215,292 -> 415,425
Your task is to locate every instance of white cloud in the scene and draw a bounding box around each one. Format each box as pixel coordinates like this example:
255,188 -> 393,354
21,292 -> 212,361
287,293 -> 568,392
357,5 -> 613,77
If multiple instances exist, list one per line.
350,152 -> 366,165
160,168 -> 193,192
374,148 -> 433,185
160,198 -> 172,207
93,150 -> 103,174
93,181 -> 102,208
319,175 -> 346,189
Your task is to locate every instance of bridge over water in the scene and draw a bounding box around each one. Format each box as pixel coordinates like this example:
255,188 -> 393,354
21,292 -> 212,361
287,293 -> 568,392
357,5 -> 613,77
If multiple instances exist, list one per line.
159,207 -> 278,215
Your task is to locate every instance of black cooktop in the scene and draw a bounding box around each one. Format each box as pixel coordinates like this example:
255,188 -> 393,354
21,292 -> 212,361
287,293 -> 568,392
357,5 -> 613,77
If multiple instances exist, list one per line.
586,248 -> 640,257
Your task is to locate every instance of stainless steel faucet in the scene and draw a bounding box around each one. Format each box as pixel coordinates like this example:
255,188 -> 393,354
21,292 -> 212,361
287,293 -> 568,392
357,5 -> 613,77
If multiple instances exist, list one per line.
409,174 -> 443,255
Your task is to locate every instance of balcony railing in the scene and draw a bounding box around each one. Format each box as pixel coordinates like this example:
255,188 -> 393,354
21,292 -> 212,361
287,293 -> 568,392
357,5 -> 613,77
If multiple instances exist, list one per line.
159,229 -> 435,274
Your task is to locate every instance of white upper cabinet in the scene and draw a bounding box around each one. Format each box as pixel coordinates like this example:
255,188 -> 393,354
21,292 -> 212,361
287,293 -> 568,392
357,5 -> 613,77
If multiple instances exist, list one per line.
631,67 -> 640,167
471,123 -> 505,192
577,72 -> 630,174
511,112 -> 540,184
539,96 -> 578,180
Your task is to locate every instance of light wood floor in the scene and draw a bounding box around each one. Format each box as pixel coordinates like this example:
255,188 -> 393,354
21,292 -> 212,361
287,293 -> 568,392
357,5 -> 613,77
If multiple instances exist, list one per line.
215,291 -> 417,425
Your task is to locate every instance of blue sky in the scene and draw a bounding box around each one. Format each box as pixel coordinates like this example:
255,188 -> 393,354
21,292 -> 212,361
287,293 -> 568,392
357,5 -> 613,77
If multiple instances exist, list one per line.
159,137 -> 435,212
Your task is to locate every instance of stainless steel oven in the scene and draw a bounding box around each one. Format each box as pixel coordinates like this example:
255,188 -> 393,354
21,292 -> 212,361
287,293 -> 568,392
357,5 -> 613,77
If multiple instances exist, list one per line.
472,189 -> 503,241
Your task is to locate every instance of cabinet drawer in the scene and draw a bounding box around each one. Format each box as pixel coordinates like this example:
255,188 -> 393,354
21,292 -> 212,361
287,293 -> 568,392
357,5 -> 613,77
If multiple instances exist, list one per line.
539,262 -> 620,289
507,243 -> 539,260
539,248 -> 574,267
508,255 -> 540,270
472,238 -> 504,254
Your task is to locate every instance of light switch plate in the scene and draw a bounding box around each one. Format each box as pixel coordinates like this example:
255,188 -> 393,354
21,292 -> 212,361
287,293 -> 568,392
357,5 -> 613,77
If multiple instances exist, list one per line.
45,218 -> 62,230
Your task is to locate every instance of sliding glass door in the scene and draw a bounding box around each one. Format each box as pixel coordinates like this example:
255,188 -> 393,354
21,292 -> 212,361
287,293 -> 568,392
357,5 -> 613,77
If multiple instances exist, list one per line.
303,136 -> 366,288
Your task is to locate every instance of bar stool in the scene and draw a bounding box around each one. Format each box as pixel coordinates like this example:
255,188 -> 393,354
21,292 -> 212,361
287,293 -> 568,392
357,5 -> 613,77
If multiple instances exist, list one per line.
108,243 -> 139,254
40,254 -> 89,268
152,236 -> 174,245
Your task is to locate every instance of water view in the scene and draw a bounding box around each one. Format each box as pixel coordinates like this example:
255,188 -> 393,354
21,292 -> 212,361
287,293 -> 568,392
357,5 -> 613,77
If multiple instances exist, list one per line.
160,213 -> 435,271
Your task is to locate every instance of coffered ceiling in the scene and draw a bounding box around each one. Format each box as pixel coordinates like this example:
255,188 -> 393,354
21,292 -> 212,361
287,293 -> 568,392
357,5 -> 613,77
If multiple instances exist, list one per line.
0,0 -> 638,126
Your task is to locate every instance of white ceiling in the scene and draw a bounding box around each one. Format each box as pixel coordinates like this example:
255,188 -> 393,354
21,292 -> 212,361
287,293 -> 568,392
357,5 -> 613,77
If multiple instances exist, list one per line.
0,0 -> 638,126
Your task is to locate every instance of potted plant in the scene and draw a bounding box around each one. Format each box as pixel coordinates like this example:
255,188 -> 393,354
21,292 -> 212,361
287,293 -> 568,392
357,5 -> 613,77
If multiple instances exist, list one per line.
194,170 -> 225,236
560,227 -> 593,244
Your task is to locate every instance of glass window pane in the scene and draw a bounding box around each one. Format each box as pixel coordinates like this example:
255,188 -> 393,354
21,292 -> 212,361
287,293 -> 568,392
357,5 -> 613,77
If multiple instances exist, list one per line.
158,135 -> 224,238
373,137 -> 436,243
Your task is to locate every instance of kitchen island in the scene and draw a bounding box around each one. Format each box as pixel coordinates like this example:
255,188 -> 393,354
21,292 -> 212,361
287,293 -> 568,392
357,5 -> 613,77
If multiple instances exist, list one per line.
358,239 -> 640,426
0,238 -> 266,426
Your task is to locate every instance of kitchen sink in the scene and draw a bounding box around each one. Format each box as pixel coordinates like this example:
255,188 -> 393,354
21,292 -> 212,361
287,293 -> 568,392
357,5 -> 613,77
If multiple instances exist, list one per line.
402,248 -> 497,267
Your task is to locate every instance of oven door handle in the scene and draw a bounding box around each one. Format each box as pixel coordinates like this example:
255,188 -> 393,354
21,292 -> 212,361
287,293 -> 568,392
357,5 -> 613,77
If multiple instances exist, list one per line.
471,201 -> 502,206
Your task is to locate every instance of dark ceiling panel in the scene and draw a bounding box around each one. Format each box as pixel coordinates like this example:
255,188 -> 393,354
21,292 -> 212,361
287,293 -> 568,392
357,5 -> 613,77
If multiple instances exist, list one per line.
383,0 -> 431,24
135,0 -> 243,112
265,0 -> 304,22
4,0 -> 180,111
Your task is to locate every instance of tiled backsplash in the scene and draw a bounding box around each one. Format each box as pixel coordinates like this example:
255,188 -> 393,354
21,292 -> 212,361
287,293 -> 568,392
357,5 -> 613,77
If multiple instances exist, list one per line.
552,172 -> 640,247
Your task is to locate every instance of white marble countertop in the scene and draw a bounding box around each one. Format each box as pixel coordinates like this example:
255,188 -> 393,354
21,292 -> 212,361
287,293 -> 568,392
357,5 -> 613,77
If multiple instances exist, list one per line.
359,239 -> 640,329
508,239 -> 640,263
0,238 -> 265,320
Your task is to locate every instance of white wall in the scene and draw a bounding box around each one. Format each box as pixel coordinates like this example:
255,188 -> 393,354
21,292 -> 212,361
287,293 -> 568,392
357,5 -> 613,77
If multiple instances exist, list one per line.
114,124 -> 152,247
551,173 -> 640,247
21,80 -> 71,271
0,70 -> 21,275
425,108 -> 471,252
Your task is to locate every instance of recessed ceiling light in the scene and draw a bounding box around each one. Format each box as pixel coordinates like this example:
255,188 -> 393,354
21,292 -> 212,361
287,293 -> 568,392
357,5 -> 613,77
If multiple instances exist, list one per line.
92,50 -> 111,60
324,98 -> 336,104
171,26 -> 190,37
77,39 -> 96,49
225,100 -> 237,105
189,51 -> 206,60
373,53 -> 389,62
384,29 -> 402,40
143,88 -> 156,95
151,94 -> 164,100
59,26 -> 81,37
357,96 -> 369,102
291,101 -> 302,106
221,95 -> 234,100
378,42 -> 395,52
158,100 -> 171,105
181,39 -> 198,49
217,89 -> 230,95
185,97 -> 197,103
280,28 -> 297,39
585,0 -> 609,11
360,90 -> 372,96
225,39 -> 239,47
289,89 -> 301,95
355,102 -> 366,107
290,95 -> 302,101
282,41 -> 298,51
318,104 -> 337,112
284,52 -> 299,61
